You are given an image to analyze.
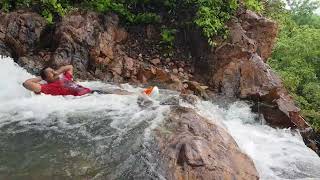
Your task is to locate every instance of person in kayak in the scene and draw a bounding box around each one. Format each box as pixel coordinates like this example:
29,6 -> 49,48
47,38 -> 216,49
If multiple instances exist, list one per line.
23,65 -> 93,96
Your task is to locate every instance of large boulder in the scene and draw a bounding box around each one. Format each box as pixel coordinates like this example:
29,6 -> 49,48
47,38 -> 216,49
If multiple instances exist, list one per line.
51,11 -> 117,79
0,11 -> 46,57
0,11 -> 49,73
154,106 -> 259,180
189,10 -> 310,131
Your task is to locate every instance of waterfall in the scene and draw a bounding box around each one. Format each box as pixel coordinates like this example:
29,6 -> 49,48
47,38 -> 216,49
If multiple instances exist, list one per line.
1,56 -> 320,179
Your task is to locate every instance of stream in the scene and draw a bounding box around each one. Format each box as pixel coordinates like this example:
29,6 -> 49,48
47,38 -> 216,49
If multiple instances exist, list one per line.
1,57 -> 320,179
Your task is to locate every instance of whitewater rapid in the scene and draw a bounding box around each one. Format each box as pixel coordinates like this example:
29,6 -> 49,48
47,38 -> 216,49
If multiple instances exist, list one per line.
1,57 -> 320,179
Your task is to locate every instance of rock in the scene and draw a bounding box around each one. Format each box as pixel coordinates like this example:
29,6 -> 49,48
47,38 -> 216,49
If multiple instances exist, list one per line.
214,11 -> 309,130
154,106 -> 259,180
0,40 -> 11,57
110,56 -> 123,75
187,9 -> 310,131
53,11 -> 112,77
239,10 -> 278,61
17,55 -> 48,74
137,94 -> 153,108
159,95 -> 180,105
179,94 -> 199,105
124,56 -> 134,71
150,58 -> 161,65
178,67 -> 184,72
178,61 -> 185,68
115,27 -> 128,43
155,68 -> 171,82
184,81 -> 209,100
0,11 -> 46,57
173,68 -> 178,74
301,130 -> 320,155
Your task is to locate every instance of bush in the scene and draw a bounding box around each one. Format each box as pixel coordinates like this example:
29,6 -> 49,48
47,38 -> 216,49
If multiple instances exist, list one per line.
191,0 -> 238,45
243,0 -> 263,12
160,28 -> 177,47
0,0 -> 67,23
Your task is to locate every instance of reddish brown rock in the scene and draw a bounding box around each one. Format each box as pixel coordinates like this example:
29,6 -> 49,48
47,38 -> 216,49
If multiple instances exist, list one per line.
124,56 -> 134,71
48,11 -> 186,87
114,27 -> 128,43
239,10 -> 278,61
172,68 -> 178,74
52,11 -> 110,77
183,81 -> 209,100
154,106 -> 259,180
192,10 -> 311,131
150,58 -> 161,65
0,11 -> 46,57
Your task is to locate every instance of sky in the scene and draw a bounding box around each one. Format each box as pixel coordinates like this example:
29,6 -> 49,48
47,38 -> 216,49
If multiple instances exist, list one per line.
284,0 -> 320,15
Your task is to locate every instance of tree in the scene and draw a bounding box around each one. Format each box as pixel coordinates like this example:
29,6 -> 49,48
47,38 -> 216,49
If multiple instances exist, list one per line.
266,0 -> 320,130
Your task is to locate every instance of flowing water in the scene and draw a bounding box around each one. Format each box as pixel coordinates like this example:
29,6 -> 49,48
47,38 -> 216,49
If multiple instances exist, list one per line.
1,56 -> 320,180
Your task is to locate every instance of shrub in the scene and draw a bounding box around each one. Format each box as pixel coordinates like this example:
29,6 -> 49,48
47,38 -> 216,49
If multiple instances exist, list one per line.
161,28 -> 176,46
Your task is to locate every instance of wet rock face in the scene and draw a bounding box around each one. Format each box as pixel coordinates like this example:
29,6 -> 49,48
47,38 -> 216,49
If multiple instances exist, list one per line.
51,11 -> 121,79
0,11 -> 49,73
154,106 -> 259,180
0,11 -> 46,57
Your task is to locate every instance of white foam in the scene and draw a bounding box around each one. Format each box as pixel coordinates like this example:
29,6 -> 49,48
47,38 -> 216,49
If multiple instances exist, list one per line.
0,57 -> 34,101
195,101 -> 320,180
0,57 -> 168,139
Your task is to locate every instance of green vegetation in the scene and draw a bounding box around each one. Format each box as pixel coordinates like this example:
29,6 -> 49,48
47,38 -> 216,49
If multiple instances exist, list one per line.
160,28 -> 176,46
160,27 -> 177,56
0,0 -> 67,23
265,0 -> 320,131
0,0 -> 262,44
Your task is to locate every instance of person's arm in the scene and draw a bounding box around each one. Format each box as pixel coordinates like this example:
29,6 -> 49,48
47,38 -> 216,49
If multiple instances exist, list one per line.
23,77 -> 42,93
54,65 -> 73,76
